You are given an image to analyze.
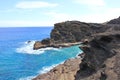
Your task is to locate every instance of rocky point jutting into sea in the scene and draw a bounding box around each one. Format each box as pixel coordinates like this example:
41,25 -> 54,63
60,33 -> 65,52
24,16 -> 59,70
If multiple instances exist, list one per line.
33,16 -> 120,80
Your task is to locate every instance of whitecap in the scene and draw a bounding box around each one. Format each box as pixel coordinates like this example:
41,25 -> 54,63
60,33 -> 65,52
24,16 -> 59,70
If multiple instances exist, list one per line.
19,75 -> 36,80
38,61 -> 64,74
19,62 -> 63,80
38,64 -> 58,74
16,41 -> 60,55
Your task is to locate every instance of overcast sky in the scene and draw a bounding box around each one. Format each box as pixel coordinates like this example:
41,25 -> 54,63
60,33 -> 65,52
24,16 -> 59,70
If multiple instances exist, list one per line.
0,0 -> 120,27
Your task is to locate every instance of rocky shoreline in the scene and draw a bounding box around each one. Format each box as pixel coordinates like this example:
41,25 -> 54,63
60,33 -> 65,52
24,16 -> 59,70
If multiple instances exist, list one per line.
33,16 -> 120,80
33,41 -> 81,50
33,57 -> 81,80
75,32 -> 120,80
33,21 -> 112,50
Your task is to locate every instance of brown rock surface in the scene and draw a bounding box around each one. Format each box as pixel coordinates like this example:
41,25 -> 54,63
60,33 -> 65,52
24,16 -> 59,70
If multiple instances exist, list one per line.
33,58 -> 81,80
33,41 -> 81,50
75,32 -> 120,80
41,38 -> 51,45
34,20 -> 120,50
33,41 -> 46,50
33,17 -> 120,80
51,21 -> 108,43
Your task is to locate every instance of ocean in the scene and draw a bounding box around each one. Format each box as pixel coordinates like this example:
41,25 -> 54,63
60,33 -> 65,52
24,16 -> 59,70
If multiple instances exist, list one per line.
0,27 -> 82,80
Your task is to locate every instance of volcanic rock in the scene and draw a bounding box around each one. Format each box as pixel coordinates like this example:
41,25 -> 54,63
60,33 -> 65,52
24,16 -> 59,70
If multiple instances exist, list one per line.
33,58 -> 81,80
33,41 -> 46,50
75,32 -> 120,80
41,38 -> 51,45
34,21 -> 112,49
33,17 -> 120,80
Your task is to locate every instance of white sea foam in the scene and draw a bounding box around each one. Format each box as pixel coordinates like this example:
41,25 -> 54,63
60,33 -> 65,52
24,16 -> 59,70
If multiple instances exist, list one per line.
38,61 -> 64,74
19,75 -> 36,80
16,41 -> 60,55
38,64 -> 58,74
19,62 -> 63,80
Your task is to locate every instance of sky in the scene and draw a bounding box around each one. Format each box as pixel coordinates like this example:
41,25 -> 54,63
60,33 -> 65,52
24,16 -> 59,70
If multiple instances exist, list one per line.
0,0 -> 120,27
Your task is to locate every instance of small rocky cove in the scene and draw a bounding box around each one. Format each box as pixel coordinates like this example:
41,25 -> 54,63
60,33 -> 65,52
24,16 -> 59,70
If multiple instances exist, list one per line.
33,17 -> 120,80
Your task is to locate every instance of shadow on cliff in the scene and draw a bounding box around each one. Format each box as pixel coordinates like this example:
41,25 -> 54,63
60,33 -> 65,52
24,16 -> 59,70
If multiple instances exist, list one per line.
75,33 -> 120,80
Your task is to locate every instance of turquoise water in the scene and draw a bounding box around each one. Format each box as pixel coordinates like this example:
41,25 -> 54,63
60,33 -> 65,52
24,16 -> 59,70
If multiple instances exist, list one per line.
0,27 -> 82,80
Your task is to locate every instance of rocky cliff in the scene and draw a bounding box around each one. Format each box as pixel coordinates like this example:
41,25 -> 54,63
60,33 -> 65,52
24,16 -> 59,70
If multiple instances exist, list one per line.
33,16 -> 120,80
34,20 -> 120,49
50,21 -> 106,43
34,21 -> 113,49
75,32 -> 120,80
33,58 -> 81,80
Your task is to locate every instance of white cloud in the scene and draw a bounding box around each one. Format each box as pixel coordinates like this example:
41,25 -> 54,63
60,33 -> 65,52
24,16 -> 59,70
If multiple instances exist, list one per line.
0,12 -> 74,27
45,12 -> 71,21
16,1 -> 58,9
45,7 -> 120,23
78,8 -> 120,23
1,7 -> 120,27
75,0 -> 105,6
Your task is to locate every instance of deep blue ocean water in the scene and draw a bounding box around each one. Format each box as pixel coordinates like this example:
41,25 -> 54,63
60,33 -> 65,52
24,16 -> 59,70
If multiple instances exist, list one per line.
0,27 -> 82,80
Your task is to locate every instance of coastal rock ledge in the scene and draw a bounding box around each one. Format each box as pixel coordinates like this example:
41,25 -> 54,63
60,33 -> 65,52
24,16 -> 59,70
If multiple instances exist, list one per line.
33,16 -> 120,80
33,20 -> 112,50
75,32 -> 120,80
33,58 -> 81,80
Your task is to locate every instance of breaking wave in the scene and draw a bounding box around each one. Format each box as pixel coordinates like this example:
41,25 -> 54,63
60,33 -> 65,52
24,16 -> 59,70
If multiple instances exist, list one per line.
16,41 -> 59,55
19,62 -> 63,80
19,75 -> 36,80
38,64 -> 58,74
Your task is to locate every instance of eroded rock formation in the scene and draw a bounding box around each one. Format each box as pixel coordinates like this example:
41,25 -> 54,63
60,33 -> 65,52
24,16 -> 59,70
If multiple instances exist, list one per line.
33,21 -> 111,50
33,58 -> 81,80
75,32 -> 120,80
33,16 -> 120,80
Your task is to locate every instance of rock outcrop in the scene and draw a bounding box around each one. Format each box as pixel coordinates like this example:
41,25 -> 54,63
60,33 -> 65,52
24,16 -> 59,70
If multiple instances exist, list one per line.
75,32 -> 120,80
50,21 -> 111,43
34,19 -> 120,50
33,58 -> 81,80
33,41 -> 46,50
33,31 -> 120,80
33,16 -> 120,80
33,41 -> 81,50
33,21 -> 112,50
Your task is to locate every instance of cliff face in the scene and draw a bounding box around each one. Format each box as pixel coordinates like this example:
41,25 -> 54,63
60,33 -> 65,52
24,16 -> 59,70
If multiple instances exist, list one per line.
33,31 -> 120,80
33,17 -> 120,80
34,21 -> 112,49
50,21 -> 109,43
52,16 -> 120,43
34,20 -> 120,49
75,32 -> 120,80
